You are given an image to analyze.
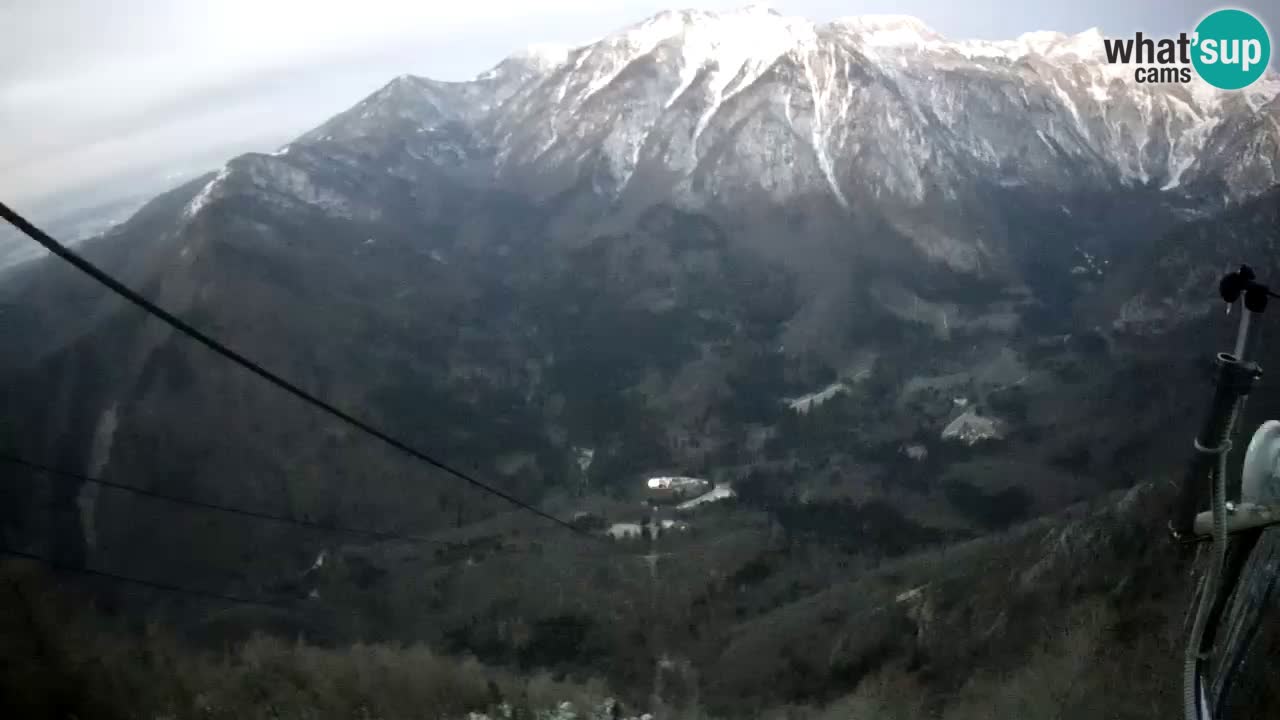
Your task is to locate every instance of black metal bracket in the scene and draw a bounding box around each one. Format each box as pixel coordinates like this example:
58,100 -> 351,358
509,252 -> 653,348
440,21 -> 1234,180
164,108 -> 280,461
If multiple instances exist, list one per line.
1220,264 -> 1279,314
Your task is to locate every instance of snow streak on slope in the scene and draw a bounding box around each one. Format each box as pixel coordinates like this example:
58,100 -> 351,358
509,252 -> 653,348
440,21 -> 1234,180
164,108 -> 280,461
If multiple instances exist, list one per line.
799,45 -> 850,207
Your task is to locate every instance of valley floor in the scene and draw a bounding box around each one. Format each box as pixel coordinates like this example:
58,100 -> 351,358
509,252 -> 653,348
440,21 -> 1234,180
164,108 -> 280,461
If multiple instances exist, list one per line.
4,480 -> 1277,719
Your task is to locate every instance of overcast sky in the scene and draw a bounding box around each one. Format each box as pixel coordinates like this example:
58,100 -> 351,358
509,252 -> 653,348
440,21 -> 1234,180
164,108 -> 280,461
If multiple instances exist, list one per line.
1,0 -> 1275,215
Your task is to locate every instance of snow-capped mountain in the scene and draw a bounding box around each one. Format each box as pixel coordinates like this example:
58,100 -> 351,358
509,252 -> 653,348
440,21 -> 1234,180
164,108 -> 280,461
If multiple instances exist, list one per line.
278,5 -> 1279,214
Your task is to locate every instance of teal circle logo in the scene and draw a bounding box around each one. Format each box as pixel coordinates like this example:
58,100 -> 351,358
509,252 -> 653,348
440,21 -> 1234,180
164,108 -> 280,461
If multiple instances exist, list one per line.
1192,9 -> 1271,90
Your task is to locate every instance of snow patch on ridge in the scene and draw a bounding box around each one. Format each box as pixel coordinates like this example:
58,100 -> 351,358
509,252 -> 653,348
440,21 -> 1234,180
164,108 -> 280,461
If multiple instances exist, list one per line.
183,167 -> 231,219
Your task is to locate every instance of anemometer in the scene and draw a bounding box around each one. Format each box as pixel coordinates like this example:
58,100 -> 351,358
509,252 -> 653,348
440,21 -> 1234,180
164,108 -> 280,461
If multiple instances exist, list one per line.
1173,264 -> 1280,720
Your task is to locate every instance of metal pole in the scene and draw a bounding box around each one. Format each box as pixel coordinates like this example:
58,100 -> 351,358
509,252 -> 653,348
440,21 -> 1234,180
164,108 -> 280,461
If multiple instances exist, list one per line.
1173,346 -> 1260,539
1234,309 -> 1252,360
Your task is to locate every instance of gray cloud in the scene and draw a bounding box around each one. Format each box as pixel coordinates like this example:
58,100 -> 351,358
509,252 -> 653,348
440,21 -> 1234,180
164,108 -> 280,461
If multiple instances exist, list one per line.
2,0 -> 1275,214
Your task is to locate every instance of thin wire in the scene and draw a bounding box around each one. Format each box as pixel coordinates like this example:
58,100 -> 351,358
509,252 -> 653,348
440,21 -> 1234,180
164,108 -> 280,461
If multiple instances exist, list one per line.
0,201 -> 587,538
0,546 -> 289,609
0,450 -> 446,546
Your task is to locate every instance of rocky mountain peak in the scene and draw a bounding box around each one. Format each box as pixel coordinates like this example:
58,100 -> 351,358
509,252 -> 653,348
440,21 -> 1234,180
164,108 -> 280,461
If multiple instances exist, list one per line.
830,14 -> 944,48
